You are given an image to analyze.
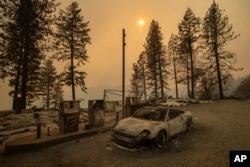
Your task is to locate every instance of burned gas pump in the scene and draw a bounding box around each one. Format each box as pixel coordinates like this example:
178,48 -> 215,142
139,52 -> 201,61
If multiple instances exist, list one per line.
59,101 -> 80,133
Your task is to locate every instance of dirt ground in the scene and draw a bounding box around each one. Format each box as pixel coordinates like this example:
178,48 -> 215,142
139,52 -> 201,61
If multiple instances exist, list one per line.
0,100 -> 250,167
162,99 -> 250,167
102,99 -> 250,167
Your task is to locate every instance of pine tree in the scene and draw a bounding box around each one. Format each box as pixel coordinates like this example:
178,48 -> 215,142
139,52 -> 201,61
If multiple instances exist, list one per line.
178,8 -> 201,98
167,34 -> 180,99
38,59 -> 58,109
54,1 -> 91,100
202,1 -> 239,99
195,58 -> 218,99
0,0 -> 58,113
130,63 -> 143,101
130,52 -> 149,102
53,76 -> 64,110
144,20 -> 168,100
137,52 -> 148,101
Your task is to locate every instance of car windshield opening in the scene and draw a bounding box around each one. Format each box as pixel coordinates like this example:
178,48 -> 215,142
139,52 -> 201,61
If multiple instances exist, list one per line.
133,108 -> 165,121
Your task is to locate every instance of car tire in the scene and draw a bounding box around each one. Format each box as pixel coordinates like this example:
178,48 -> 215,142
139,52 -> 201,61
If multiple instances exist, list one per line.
155,131 -> 166,148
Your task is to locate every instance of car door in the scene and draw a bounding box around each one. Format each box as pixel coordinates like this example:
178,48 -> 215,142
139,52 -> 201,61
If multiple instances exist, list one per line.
167,110 -> 184,136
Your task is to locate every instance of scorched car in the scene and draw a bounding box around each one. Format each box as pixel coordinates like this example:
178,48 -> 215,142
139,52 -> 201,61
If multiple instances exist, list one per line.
111,106 -> 193,149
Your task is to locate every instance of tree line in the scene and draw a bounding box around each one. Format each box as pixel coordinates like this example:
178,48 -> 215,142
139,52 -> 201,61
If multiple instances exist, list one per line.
0,1 -> 91,113
130,1 -> 240,102
233,75 -> 250,98
0,0 -> 242,113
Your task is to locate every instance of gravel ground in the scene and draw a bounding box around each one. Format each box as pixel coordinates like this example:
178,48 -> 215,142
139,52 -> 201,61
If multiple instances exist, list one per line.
1,100 -> 250,167
161,100 -> 250,167
100,100 -> 250,167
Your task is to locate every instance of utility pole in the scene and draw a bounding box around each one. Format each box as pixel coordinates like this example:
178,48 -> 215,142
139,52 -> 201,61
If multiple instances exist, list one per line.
122,29 -> 126,119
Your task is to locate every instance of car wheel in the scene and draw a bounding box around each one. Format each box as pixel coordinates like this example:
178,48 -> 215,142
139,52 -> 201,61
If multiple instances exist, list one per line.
186,120 -> 192,131
155,131 -> 166,148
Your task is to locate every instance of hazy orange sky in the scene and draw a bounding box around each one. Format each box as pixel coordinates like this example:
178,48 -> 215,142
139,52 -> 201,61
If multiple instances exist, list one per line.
0,0 -> 249,109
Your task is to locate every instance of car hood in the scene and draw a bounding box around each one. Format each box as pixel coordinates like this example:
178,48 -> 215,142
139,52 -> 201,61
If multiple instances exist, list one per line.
113,117 -> 161,136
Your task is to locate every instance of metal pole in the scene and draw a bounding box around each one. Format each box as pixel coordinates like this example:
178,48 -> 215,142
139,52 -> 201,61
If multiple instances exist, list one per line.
122,29 -> 126,118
